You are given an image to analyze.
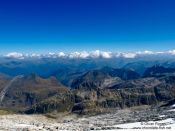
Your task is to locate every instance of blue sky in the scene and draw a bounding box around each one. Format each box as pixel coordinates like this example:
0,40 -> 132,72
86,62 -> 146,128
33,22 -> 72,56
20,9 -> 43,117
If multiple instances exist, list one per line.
0,0 -> 175,53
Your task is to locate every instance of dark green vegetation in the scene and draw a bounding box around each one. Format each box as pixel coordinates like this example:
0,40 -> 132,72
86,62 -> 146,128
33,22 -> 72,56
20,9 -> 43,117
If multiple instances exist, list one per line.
0,66 -> 175,115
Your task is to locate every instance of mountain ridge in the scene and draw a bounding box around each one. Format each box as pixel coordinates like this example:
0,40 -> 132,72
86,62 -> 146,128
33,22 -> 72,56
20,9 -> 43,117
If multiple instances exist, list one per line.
0,65 -> 175,114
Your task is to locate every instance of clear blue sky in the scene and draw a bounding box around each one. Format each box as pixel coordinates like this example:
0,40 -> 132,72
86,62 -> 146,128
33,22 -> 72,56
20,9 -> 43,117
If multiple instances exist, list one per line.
0,0 -> 175,53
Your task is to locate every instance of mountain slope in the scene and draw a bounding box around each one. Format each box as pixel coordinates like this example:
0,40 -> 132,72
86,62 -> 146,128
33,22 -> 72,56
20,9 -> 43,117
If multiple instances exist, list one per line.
0,74 -> 70,112
71,70 -> 122,90
71,74 -> 175,114
71,67 -> 140,89
144,65 -> 175,77
0,74 -> 11,92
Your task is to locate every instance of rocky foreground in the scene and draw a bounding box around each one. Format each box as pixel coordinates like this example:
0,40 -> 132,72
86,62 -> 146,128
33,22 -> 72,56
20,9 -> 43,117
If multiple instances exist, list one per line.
0,105 -> 175,131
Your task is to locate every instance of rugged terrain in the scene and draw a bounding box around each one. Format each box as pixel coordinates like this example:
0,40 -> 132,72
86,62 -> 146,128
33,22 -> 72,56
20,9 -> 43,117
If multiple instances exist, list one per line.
0,63 -> 175,130
0,103 -> 174,130
0,66 -> 175,114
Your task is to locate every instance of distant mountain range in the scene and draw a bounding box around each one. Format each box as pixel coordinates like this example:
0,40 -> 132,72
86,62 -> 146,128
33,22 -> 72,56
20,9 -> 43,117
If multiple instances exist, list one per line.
0,54 -> 175,86
0,56 -> 175,114
0,52 -> 175,114
144,65 -> 175,77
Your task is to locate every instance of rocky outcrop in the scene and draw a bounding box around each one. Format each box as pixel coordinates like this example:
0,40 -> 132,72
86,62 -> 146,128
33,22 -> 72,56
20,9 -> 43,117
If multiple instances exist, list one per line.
71,75 -> 175,114
0,70 -> 175,115
25,92 -> 74,114
71,67 -> 140,89
71,70 -> 123,90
